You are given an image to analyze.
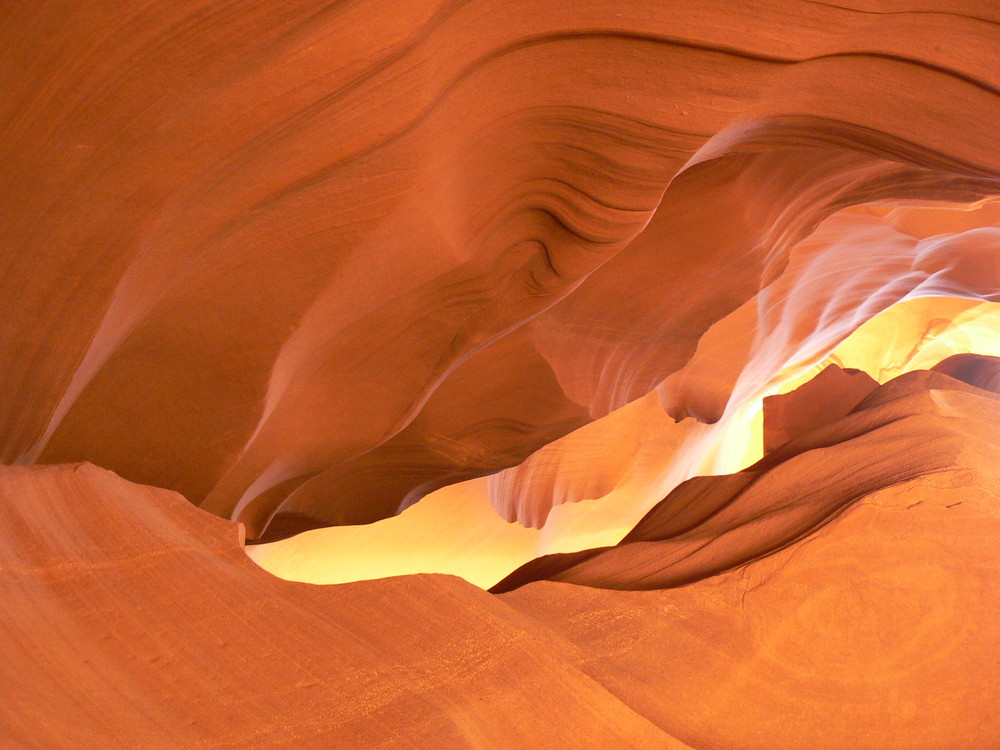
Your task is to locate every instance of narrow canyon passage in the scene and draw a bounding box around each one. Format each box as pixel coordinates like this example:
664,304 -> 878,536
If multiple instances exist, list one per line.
250,294 -> 1000,589
2,1 -> 1000,747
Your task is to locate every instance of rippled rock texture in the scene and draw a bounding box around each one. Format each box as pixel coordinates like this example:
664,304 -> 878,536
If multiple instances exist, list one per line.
6,365 -> 1000,747
1,464 -> 673,749
4,0 -> 1000,539
3,1 -> 1000,747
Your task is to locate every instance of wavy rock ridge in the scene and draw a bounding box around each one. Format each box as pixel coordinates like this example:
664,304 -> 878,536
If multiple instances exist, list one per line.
3,1 -> 1000,540
6,363 -> 1000,747
0,463 -> 676,749
4,3 -> 1000,747
248,296 -> 1000,589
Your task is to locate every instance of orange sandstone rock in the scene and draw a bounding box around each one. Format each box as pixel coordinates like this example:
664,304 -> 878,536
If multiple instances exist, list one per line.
0,464 -> 675,749
1,2 -> 999,537
762,364 -> 878,453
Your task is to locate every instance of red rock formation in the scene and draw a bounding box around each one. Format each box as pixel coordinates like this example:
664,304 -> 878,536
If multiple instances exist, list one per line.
762,364 -> 878,453
492,363 -> 1000,592
0,464 -> 675,748
5,365 -> 1000,747
3,1 -> 1000,537
4,2 -> 1000,746
932,352 -> 1000,393
495,365 -> 1000,746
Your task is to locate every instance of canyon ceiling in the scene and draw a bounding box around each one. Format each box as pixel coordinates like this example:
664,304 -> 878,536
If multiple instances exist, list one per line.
2,1 -> 1000,748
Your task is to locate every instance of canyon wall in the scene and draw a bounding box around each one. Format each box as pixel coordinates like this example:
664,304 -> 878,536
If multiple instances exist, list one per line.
3,2 -> 1000,747
3,0 -> 999,539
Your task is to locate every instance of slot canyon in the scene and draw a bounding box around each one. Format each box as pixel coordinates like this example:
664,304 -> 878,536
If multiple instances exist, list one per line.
2,1 -> 1000,748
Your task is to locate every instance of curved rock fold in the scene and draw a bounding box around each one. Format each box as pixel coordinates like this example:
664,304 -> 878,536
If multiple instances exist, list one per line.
3,1 -> 1000,747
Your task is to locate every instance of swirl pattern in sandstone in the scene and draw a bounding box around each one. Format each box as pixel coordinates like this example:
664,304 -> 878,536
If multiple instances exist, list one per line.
2,1 -> 999,538
5,4 -> 1000,746
5,363 -> 1000,747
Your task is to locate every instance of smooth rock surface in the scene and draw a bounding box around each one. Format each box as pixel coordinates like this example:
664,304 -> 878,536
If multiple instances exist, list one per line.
2,1 -> 1000,537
